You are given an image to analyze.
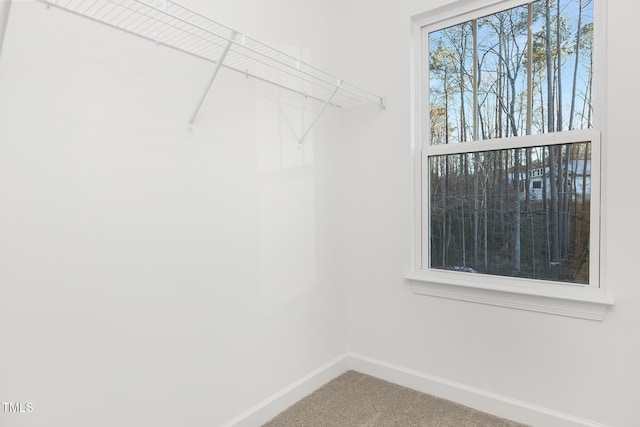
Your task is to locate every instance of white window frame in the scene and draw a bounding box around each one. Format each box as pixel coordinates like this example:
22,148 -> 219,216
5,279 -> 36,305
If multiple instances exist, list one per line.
407,0 -> 613,320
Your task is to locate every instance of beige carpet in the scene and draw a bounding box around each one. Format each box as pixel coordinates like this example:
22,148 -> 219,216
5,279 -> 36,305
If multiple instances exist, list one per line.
263,370 -> 530,427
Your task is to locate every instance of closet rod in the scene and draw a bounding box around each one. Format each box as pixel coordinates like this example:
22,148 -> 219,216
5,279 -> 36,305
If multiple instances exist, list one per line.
38,0 -> 385,126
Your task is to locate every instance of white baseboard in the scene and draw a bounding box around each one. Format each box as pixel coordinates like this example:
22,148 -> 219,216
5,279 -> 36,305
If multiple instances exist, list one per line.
222,353 -> 608,427
347,353 -> 608,427
220,354 -> 350,427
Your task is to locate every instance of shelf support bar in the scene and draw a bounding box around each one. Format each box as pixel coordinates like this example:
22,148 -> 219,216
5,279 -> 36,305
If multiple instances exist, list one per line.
188,32 -> 236,126
299,82 -> 341,144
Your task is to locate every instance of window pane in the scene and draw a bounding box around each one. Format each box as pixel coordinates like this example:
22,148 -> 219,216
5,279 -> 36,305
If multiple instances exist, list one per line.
428,0 -> 594,142
429,21 -> 474,144
428,141 -> 591,284
530,0 -> 594,133
477,5 -> 529,139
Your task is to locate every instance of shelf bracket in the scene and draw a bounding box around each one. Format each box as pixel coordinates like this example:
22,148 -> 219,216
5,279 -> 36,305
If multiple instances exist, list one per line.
298,82 -> 341,144
188,32 -> 236,127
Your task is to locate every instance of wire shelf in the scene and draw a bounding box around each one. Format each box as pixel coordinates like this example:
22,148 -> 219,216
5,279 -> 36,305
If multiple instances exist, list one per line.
38,0 -> 385,110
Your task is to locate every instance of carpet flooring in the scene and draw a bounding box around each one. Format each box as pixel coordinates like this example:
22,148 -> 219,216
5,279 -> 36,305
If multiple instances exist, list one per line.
263,370 -> 530,427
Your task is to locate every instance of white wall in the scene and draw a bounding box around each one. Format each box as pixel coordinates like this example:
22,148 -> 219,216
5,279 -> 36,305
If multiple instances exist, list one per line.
3,1 -> 639,426
0,1 -> 348,426
340,1 -> 640,426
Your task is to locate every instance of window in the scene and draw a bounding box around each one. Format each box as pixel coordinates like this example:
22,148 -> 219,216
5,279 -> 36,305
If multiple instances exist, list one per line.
408,0 -> 613,320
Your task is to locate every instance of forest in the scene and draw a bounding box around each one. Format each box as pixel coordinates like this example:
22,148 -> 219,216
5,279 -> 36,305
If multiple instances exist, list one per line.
427,0 -> 593,284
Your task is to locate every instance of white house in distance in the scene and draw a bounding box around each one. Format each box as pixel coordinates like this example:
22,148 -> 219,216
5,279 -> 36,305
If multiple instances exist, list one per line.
526,159 -> 590,201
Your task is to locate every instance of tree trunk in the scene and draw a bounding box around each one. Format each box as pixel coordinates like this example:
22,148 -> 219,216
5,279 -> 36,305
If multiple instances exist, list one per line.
569,0 -> 583,130
514,149 -> 522,273
556,0 -> 563,132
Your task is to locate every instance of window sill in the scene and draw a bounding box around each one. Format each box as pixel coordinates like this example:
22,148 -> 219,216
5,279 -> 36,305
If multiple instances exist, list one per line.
405,271 -> 614,321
